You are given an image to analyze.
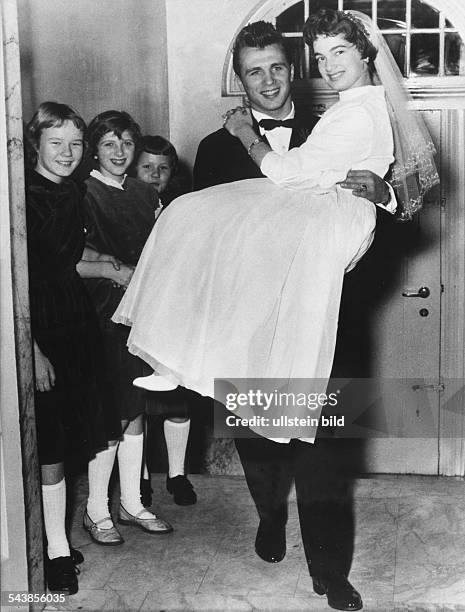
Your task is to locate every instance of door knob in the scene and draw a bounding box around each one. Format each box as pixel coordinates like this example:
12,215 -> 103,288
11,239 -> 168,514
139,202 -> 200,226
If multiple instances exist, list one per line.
402,286 -> 430,298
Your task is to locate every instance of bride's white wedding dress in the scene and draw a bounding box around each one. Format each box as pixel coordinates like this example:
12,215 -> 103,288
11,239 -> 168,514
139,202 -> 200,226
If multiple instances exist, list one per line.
113,85 -> 393,413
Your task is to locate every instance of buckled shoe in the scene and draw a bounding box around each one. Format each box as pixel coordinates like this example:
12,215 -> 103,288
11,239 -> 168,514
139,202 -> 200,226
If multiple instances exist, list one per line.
83,511 -> 124,546
118,504 -> 173,534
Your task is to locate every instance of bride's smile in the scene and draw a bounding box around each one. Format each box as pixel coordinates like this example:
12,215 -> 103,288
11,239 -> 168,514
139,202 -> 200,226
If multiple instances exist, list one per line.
314,33 -> 372,91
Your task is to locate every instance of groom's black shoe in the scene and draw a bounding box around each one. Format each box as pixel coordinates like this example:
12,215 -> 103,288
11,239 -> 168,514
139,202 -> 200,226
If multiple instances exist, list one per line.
254,520 -> 286,563
312,574 -> 363,611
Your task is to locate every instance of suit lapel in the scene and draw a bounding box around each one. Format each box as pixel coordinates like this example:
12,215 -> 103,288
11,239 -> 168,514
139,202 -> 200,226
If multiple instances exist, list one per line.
289,126 -> 308,150
289,109 -> 320,150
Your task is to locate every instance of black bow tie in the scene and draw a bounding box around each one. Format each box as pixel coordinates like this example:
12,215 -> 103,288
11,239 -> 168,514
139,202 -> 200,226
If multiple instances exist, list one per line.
258,118 -> 297,131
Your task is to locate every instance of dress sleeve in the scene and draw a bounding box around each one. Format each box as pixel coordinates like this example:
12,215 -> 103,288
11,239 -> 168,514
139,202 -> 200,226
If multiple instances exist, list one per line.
380,182 -> 397,214
260,105 -> 375,191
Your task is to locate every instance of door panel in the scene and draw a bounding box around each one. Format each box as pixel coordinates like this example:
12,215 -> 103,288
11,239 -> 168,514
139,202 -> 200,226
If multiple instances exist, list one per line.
362,111 -> 442,473
332,111 -> 442,474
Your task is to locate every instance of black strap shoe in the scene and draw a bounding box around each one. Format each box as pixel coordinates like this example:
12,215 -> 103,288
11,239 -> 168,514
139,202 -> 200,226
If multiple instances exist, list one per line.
254,520 -> 286,563
166,475 -> 197,505
70,548 -> 84,565
140,477 -> 153,507
46,555 -> 80,595
312,574 -> 363,611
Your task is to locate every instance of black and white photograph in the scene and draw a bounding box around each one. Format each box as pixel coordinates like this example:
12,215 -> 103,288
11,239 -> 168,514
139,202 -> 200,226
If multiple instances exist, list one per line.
1,0 -> 464,610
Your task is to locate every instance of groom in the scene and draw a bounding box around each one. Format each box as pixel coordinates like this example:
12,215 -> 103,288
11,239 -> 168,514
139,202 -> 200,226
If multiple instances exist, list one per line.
193,21 -> 394,612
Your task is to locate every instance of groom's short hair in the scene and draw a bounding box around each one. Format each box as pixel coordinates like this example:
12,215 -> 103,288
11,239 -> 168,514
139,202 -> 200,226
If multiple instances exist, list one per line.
232,21 -> 291,76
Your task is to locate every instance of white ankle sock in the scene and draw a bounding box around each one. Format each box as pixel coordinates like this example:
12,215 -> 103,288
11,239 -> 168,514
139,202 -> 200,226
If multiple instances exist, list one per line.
42,478 -> 70,560
164,419 -> 190,478
87,444 -> 118,529
118,433 -> 152,517
142,419 -> 150,481
142,461 -> 150,481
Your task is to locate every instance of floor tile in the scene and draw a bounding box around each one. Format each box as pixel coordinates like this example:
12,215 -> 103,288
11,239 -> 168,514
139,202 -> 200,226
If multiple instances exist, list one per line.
57,473 -> 465,611
140,592 -> 254,611
353,475 -> 402,499
350,499 -> 398,604
77,543 -> 131,590
100,588 -> 148,612
198,525 -> 303,597
394,498 -> 465,607
44,587 -> 146,611
397,475 -> 464,499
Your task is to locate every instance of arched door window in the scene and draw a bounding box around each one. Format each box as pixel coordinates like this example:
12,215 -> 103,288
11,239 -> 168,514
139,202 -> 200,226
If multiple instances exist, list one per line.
222,0 -> 465,108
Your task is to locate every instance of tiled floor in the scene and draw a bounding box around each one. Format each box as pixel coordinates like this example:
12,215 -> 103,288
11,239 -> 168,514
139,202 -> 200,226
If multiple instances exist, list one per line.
49,474 -> 465,612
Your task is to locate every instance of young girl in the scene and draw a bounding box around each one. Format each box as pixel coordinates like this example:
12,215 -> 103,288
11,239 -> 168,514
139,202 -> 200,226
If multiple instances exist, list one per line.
133,136 -> 197,506
78,111 -> 172,544
133,135 -> 181,206
25,102 -> 121,594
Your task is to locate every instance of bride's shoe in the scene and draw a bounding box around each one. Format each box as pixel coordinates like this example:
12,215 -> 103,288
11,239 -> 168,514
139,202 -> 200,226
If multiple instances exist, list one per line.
133,373 -> 178,391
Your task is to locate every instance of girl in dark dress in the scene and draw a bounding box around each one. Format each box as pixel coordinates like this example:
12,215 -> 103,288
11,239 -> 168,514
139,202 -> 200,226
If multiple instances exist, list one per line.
25,102 -> 121,594
78,112 -> 172,545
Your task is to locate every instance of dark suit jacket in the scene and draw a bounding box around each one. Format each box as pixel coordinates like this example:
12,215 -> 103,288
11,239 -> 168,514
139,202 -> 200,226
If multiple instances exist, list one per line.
193,106 -> 319,190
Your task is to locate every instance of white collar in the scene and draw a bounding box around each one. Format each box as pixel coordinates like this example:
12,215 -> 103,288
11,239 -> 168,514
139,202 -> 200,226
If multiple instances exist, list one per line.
339,84 -> 383,101
90,168 -> 127,190
251,102 -> 295,125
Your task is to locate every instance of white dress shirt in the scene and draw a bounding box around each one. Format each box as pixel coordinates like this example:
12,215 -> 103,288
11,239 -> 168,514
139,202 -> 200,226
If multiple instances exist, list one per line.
252,104 -> 295,156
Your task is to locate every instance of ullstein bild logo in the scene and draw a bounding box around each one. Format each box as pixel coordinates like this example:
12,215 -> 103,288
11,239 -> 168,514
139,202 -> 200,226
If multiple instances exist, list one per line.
223,413 -> 344,429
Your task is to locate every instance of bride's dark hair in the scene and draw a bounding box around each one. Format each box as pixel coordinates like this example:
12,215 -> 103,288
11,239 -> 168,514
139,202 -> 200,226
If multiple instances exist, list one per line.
303,9 -> 377,76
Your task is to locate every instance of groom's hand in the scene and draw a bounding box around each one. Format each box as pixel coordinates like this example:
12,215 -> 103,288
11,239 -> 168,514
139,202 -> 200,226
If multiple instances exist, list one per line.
339,170 -> 390,204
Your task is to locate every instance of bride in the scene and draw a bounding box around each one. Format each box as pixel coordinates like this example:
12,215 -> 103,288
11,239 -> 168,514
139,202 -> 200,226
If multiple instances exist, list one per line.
113,9 -> 438,436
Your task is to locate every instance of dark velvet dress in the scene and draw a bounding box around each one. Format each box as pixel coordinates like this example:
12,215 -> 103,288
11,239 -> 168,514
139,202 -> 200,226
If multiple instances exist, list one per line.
83,176 -> 160,420
26,170 -> 121,465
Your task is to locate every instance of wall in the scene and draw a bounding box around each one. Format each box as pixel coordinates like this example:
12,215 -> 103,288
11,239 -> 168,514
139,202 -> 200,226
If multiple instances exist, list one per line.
166,0 -> 254,167
18,0 -> 169,135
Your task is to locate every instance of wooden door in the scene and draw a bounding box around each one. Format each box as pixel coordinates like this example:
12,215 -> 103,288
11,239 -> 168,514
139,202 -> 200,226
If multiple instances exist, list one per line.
334,111 -> 443,474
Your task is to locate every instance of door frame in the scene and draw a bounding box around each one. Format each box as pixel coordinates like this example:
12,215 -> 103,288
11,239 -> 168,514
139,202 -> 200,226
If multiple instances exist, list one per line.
1,0 -> 44,594
439,108 -> 465,476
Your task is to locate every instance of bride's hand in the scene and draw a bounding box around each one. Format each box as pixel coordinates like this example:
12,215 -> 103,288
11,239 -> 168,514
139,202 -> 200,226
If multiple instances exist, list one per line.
223,106 -> 253,137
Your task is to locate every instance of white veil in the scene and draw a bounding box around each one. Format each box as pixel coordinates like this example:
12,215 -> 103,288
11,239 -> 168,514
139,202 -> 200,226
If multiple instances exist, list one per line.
349,10 -> 440,221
